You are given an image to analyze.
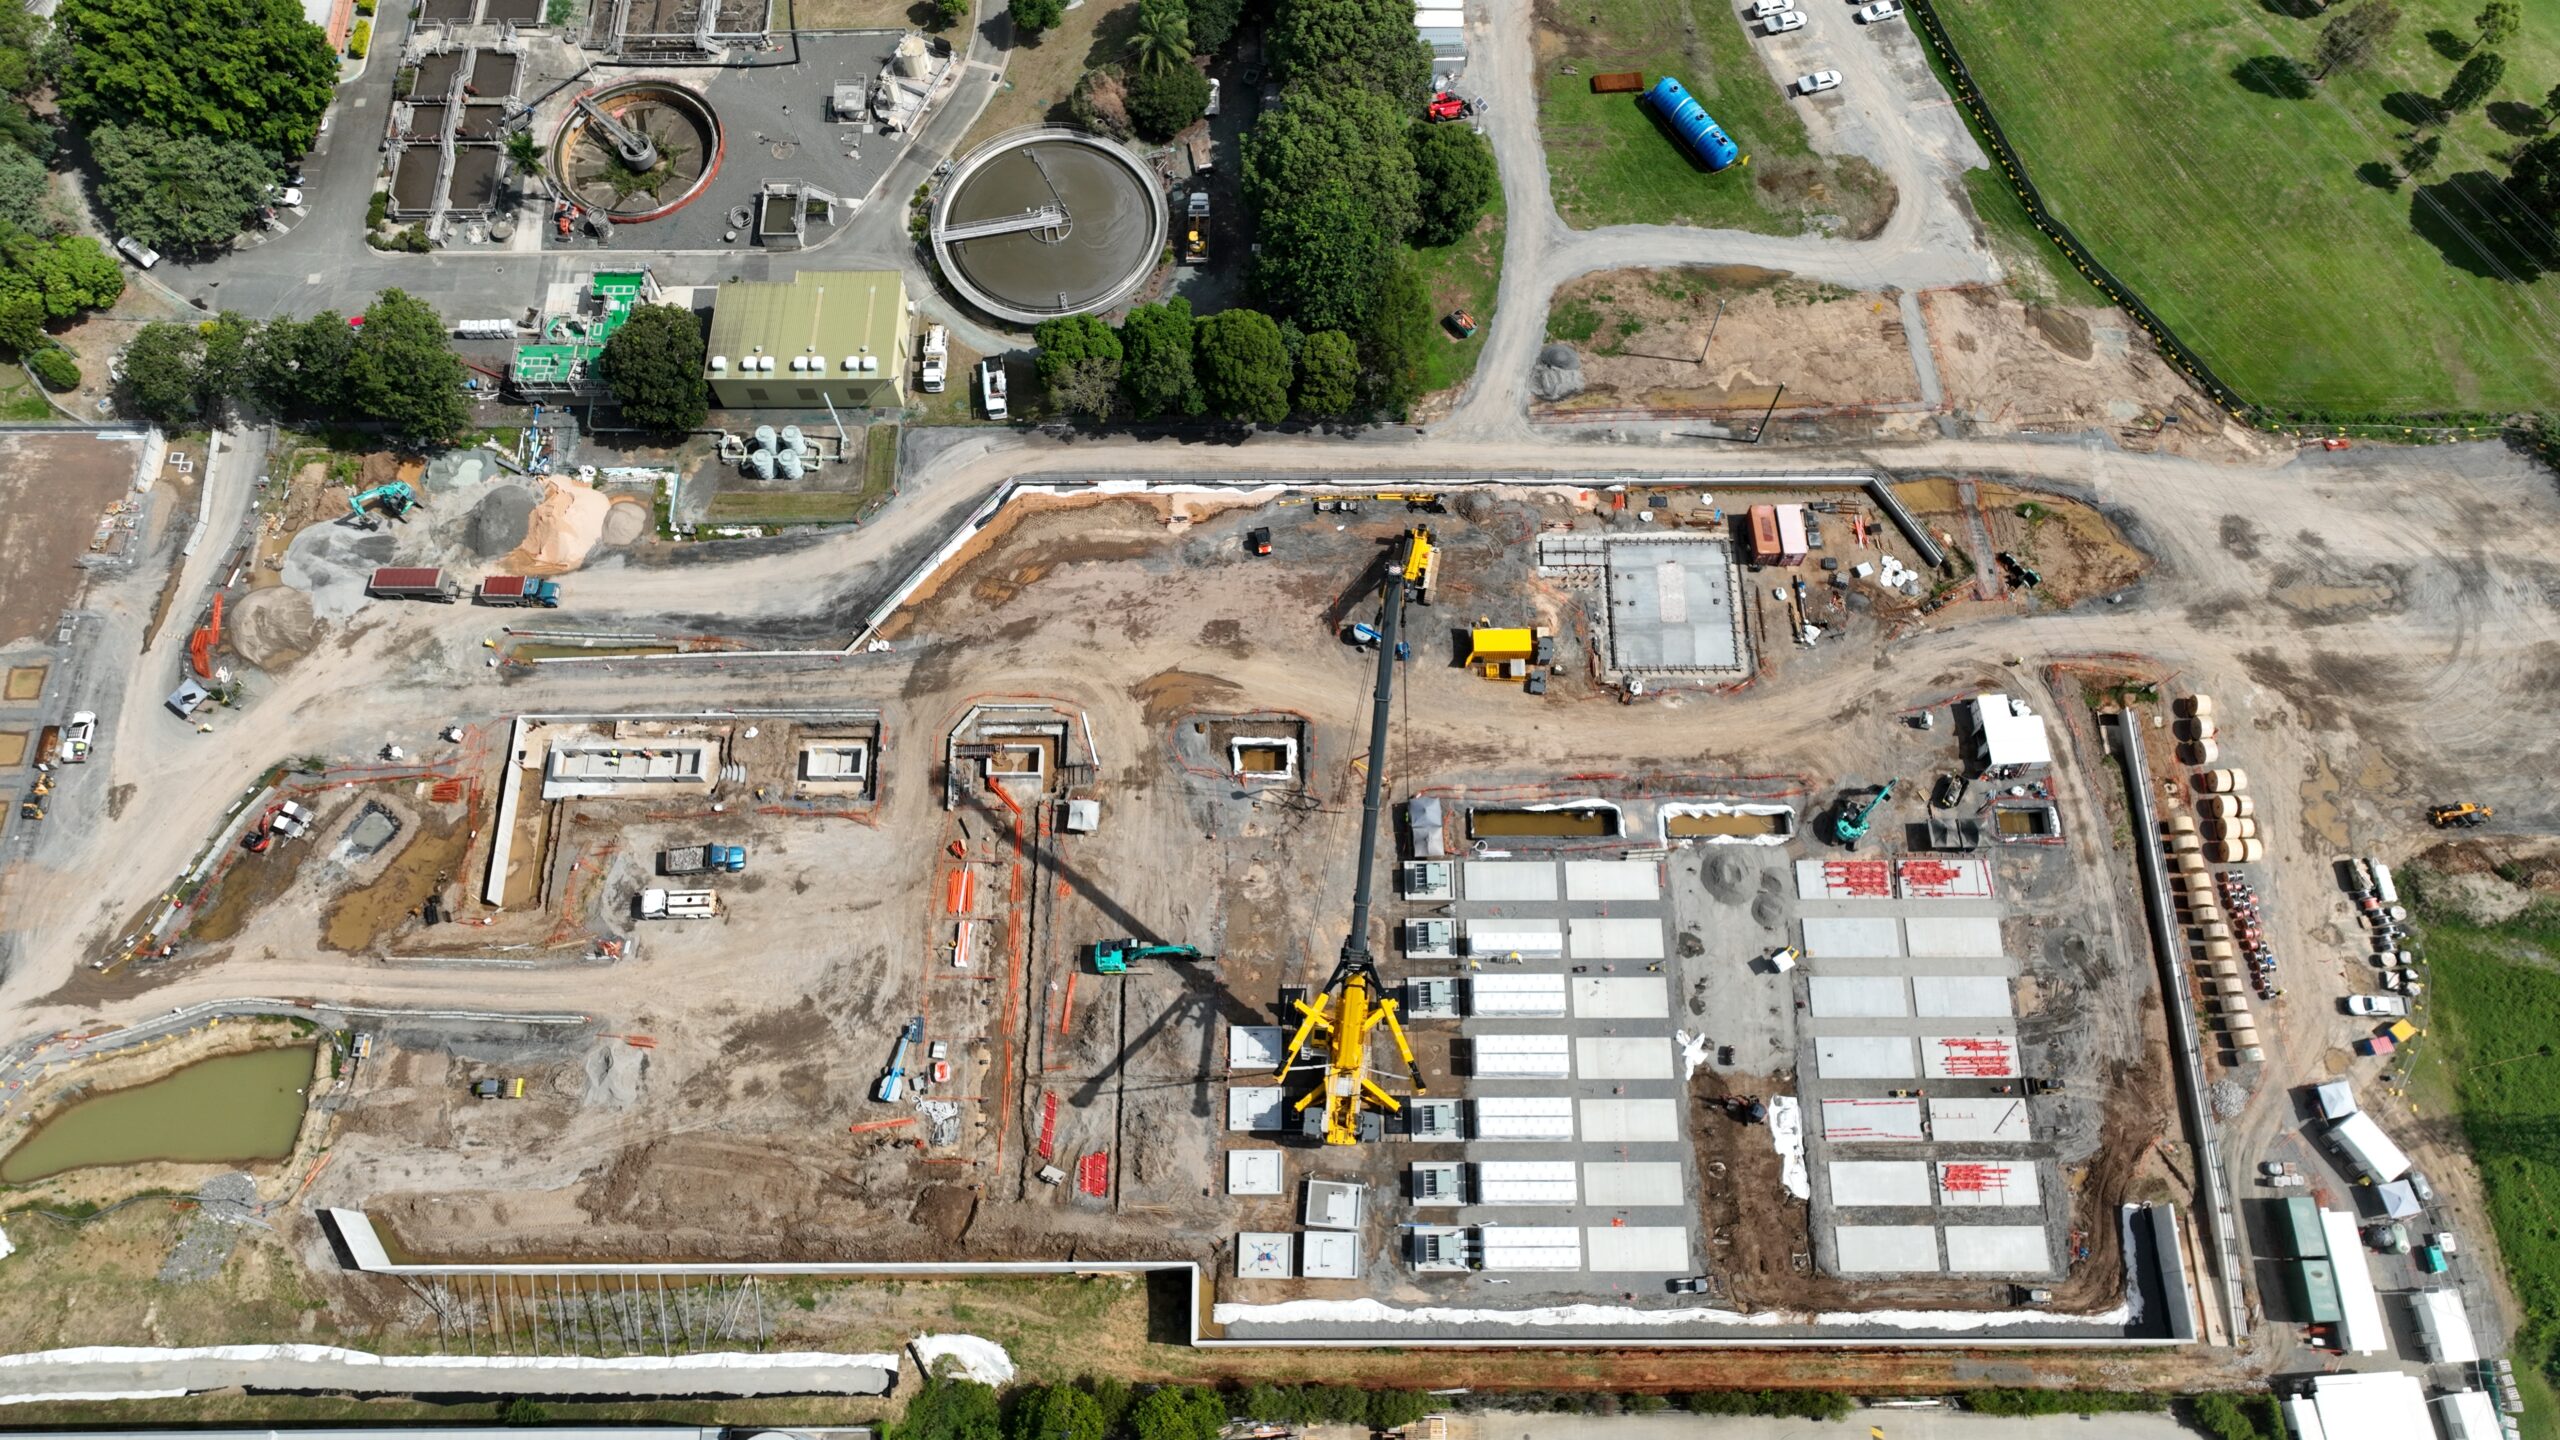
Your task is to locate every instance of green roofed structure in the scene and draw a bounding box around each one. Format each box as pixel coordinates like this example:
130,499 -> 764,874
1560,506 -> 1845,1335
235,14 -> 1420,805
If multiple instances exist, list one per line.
704,269 -> 909,412
511,270 -> 662,401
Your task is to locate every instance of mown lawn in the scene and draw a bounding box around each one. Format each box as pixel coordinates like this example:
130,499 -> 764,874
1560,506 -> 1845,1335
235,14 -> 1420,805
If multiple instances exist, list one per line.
1931,0 -> 2560,412
2405,882 -> 2560,1434
1538,0 -> 1890,234
1409,191 -> 1506,397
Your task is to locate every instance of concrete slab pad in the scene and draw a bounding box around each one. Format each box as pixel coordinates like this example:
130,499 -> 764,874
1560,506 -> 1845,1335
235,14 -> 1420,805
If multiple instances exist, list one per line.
1911,976 -> 2014,1017
1796,857 -> 1893,900
1827,1159 -> 1933,1208
1581,1160 -> 1685,1207
1602,535 -> 1742,674
1815,1034 -> 1918,1079
1578,1097 -> 1682,1143
1936,1160 -> 2042,1207
1943,1224 -> 2050,1273
1228,1086 -> 1285,1131
1897,855 -> 1995,900
1809,975 -> 1910,1018
1927,1096 -> 2033,1142
1464,861 -> 1559,902
1833,1224 -> 1941,1273
1801,915 -> 1904,957
1586,1225 -> 1691,1272
1227,1150 -> 1283,1195
1229,1025 -> 1286,1070
1564,859 -> 1661,901
1572,976 -> 1669,1018
1921,1034 -> 2021,1079
1903,914 -> 2006,957
1821,1097 -> 1925,1143
1569,916 -> 1665,960
1575,1036 -> 1675,1079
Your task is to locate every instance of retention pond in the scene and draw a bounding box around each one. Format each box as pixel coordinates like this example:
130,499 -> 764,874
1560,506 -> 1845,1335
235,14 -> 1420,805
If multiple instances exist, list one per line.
0,1045 -> 315,1182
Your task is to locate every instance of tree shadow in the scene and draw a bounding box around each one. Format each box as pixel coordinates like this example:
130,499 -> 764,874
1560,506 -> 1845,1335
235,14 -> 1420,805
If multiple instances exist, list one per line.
2487,99 -> 2546,136
2257,0 -> 2321,18
2233,54 -> 2314,99
2409,170 -> 2551,282
2356,159 -> 2403,189
2425,27 -> 2469,60
2382,91 -> 2444,127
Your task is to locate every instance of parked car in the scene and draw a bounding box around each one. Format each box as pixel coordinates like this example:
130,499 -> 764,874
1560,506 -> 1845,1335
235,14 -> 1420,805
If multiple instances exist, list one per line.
277,185 -> 305,208
1747,0 -> 1795,17
1206,78 -> 1221,115
1763,9 -> 1806,28
2408,1171 -> 2436,1204
1855,0 -> 1901,20
977,358 -> 1008,420
1666,1275 -> 1711,1294
1795,69 -> 1842,93
115,236 -> 160,268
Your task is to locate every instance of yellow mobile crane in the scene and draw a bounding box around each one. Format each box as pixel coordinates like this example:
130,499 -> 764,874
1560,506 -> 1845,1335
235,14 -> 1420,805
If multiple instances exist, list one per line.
1273,527 -> 1435,1145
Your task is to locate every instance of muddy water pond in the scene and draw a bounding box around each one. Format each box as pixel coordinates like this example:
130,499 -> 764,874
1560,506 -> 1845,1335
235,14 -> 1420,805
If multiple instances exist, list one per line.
0,1045 -> 314,1182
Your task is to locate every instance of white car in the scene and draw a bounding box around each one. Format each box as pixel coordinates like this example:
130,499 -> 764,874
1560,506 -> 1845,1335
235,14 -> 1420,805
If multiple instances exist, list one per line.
62,712 -> 95,763
1855,0 -> 1901,20
277,185 -> 305,208
978,357 -> 1009,420
115,236 -> 160,268
1747,0 -> 1795,17
1763,10 -> 1806,30
1206,78 -> 1221,115
1795,69 -> 1842,93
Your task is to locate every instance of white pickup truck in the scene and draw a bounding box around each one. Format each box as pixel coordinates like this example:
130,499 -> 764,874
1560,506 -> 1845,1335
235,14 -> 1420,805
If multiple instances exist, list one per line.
2345,994 -> 2410,1017
920,324 -> 948,393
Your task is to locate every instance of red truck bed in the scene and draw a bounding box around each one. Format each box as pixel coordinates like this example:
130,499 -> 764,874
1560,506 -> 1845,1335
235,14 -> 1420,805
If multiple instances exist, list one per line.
479,575 -> 529,599
372,567 -> 445,588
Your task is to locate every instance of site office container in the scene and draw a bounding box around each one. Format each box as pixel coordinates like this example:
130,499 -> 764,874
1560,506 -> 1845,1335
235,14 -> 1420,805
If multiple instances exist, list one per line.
1748,503 -> 1783,563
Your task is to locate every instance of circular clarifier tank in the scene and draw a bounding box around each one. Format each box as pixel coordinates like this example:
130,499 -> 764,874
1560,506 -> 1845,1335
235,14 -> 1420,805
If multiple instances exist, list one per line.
552,81 -> 723,222
933,128 -> 1169,325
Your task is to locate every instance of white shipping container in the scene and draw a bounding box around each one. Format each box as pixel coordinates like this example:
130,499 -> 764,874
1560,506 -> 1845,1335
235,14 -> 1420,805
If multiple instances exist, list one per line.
1465,921 -> 1566,960
1476,1225 -> 1583,1271
1474,1160 -> 1578,1206
1467,973 -> 1569,1017
1471,1033 -> 1572,1078
1472,1096 -> 1575,1142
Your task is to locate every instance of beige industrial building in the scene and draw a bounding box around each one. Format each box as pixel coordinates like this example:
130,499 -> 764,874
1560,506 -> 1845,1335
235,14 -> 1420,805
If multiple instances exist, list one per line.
704,270 -> 911,410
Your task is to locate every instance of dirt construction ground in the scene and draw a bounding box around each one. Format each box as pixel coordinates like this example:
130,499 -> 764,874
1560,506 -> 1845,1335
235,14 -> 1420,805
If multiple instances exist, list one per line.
0,431 -> 150,650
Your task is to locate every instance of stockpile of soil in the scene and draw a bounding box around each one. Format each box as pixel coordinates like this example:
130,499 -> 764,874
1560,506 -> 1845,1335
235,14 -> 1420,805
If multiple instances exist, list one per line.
226,586 -> 321,671
500,477 -> 613,575
470,485 -> 539,558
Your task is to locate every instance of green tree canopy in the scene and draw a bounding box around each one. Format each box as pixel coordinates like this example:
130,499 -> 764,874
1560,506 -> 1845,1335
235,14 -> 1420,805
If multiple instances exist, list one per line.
597,302 -> 708,432
1293,327 -> 1359,414
893,1376 -> 1001,1440
1118,296 -> 1202,419
1359,248 -> 1434,414
1009,0 -> 1064,34
2506,131 -> 2560,245
55,0 -> 337,156
1033,312 -> 1123,419
90,123 -> 278,252
347,289 -> 470,442
1127,0 -> 1192,74
1193,307 -> 1291,424
2472,0 -> 2518,51
1268,0 -> 1432,106
2440,50 -> 2504,115
119,320 -> 207,425
1244,83 -> 1420,244
0,229 -> 122,326
2310,1 -> 2399,80
1127,1385 -> 1225,1440
1250,176 -> 1397,332
248,308 -> 357,417
195,309 -> 255,417
1408,120 -> 1497,245
0,147 -> 49,231
1007,1384 -> 1104,1440
1126,63 -> 1211,140
1186,0 -> 1244,50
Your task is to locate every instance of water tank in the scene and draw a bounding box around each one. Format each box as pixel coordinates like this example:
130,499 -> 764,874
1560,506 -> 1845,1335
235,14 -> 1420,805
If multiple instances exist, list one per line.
1643,77 -> 1739,172
780,425 -> 806,453
895,32 -> 929,77
777,450 -> 805,479
745,448 -> 777,479
753,424 -> 778,452
710,355 -> 729,373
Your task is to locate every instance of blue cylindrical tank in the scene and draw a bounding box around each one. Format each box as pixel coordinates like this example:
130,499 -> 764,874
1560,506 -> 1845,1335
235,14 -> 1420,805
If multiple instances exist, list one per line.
1643,77 -> 1740,172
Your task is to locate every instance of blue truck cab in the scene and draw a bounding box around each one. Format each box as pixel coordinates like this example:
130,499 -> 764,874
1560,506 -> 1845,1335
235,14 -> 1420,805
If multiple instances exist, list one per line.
1643,77 -> 1741,172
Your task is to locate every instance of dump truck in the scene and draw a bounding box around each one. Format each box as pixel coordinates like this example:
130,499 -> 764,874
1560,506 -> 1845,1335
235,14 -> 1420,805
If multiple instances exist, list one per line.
638,887 -> 721,920
475,575 -> 561,607
32,725 -> 61,768
367,567 -> 461,602
920,325 -> 949,393
661,843 -> 747,875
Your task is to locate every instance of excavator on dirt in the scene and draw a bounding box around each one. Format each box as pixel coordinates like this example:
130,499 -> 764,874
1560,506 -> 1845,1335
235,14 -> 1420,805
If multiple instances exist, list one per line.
1271,528 -> 1436,1145
346,482 -> 420,529
2427,802 -> 2493,829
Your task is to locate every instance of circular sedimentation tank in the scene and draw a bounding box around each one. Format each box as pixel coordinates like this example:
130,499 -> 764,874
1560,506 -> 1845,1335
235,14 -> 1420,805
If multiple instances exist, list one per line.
932,127 -> 1168,325
552,81 -> 723,222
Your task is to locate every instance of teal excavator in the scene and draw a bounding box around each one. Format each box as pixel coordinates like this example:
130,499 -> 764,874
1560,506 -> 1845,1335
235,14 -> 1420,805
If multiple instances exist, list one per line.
1090,939 -> 1215,974
347,481 -> 420,527
1832,778 -> 1896,850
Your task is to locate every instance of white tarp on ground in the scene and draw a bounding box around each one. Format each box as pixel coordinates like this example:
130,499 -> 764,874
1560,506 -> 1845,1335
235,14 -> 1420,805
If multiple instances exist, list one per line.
1572,976 -> 1668,1017
1581,1161 -> 1685,1207
1799,916 -> 1904,957
1575,1036 -> 1675,1079
1464,861 -> 1559,902
1210,1295 -> 2133,1331
1827,1160 -> 1932,1208
1569,917 -> 1665,960
1902,915 -> 2006,957
1564,859 -> 1660,900
0,1226 -> 12,1262
1469,973 -> 1569,1016
1833,1226 -> 1941,1273
1809,975 -> 1909,1018
912,1334 -> 1014,1385
1768,1095 -> 1810,1198
1815,1035 -> 1918,1079
1228,1025 -> 1286,1070
1585,1226 -> 1690,1272
1579,1098 -> 1681,1143
1927,1097 -> 2033,1142
1936,1160 -> 2041,1207
1921,1034 -> 2020,1080
1911,975 -> 2014,1017
1942,1226 -> 2049,1274
1821,1097 -> 1924,1143
1660,801 -> 1794,846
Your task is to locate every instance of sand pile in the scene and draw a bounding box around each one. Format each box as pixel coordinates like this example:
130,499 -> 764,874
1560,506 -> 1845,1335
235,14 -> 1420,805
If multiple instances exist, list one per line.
469,484 -> 539,558
501,476 -> 613,575
227,586 -> 321,671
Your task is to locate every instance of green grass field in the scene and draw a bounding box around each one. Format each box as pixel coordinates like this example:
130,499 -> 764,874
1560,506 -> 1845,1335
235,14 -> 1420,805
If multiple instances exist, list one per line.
1931,0 -> 2560,413
1409,194 -> 1507,397
1539,0 -> 1891,234
2405,881 -> 2560,1432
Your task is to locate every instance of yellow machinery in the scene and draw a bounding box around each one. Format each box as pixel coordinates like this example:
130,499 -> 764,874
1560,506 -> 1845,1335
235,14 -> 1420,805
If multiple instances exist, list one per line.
1272,527 -> 1435,1144
2428,802 -> 2492,829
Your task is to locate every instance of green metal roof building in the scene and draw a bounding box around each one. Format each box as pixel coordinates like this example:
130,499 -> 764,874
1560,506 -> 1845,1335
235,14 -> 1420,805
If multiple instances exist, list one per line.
704,270 -> 910,411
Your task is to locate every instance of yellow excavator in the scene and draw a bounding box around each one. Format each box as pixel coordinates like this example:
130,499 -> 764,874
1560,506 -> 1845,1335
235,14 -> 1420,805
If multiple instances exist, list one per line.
2428,802 -> 2493,829
1273,528 -> 1435,1145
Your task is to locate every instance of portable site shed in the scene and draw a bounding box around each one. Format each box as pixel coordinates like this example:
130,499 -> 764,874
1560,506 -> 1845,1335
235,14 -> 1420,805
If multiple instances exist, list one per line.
2327,1110 -> 2411,1184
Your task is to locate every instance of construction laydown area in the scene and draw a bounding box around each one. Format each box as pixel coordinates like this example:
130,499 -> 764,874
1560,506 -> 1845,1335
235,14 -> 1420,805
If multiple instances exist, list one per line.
22,476 -> 2212,1349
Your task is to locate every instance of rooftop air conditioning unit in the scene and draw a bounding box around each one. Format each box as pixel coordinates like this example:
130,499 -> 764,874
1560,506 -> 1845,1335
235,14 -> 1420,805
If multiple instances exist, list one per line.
709,355 -> 728,372
844,356 -> 861,372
